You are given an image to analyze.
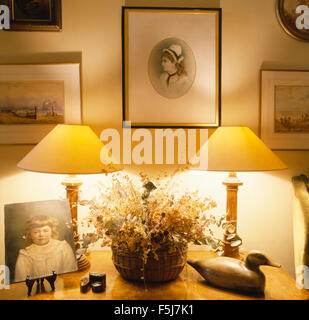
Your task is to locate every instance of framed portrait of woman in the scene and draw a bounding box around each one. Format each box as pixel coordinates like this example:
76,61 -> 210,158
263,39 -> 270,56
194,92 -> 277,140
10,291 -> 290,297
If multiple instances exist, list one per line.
122,7 -> 222,128
4,199 -> 77,283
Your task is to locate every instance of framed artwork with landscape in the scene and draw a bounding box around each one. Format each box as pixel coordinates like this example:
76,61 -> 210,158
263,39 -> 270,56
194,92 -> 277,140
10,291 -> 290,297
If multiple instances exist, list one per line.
2,0 -> 62,31
122,7 -> 221,128
260,69 -> 309,150
4,199 -> 77,283
0,63 -> 81,144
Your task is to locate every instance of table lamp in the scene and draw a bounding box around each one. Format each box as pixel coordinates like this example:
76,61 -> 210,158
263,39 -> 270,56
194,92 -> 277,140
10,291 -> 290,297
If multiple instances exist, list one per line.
17,124 -> 122,270
207,126 -> 287,258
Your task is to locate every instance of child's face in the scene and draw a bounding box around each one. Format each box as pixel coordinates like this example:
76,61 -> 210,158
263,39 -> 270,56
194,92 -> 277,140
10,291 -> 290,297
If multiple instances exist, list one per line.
30,225 -> 52,246
162,56 -> 176,74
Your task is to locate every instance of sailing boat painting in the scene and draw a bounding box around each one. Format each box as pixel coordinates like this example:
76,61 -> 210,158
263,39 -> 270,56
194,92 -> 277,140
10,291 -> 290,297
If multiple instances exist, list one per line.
275,85 -> 309,133
0,81 -> 65,125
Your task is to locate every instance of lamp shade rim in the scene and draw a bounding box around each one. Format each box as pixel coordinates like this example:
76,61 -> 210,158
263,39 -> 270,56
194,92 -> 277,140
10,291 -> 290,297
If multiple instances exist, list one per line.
205,168 -> 288,172
206,126 -> 288,171
16,124 -> 123,175
16,165 -> 123,175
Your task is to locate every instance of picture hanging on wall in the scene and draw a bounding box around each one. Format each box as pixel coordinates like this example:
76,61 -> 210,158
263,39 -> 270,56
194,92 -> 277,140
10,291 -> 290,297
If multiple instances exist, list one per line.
4,0 -> 62,31
4,199 -> 77,284
122,7 -> 221,128
260,69 -> 309,150
0,63 -> 82,144
276,0 -> 309,42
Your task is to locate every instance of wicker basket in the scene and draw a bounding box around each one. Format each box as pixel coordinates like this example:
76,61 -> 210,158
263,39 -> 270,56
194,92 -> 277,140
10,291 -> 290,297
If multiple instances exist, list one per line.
112,245 -> 187,282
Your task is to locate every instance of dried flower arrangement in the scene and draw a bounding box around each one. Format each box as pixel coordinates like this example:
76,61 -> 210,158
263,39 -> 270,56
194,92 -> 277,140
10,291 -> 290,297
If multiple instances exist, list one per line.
78,170 -> 233,264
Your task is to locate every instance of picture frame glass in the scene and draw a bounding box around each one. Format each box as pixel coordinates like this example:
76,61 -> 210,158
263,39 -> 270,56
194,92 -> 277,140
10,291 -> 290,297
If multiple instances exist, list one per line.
0,63 -> 82,144
13,0 -> 52,21
260,70 -> 309,150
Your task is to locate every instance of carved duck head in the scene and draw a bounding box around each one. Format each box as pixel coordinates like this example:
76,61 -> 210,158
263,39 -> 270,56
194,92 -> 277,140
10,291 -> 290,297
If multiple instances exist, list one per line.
245,251 -> 281,269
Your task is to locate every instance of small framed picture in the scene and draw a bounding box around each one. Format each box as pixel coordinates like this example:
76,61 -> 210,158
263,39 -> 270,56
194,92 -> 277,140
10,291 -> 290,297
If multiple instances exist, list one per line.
276,0 -> 309,42
122,7 -> 221,128
260,69 -> 309,150
4,199 -> 77,283
6,0 -> 62,31
0,63 -> 82,144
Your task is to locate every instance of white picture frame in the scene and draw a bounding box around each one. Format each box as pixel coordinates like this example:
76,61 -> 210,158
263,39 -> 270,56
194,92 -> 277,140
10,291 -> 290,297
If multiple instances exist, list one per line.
260,69 -> 309,150
122,7 -> 221,128
0,63 -> 82,144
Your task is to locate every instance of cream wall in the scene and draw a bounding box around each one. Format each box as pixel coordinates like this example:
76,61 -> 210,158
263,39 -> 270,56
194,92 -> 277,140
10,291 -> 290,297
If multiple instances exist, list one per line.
0,0 -> 309,278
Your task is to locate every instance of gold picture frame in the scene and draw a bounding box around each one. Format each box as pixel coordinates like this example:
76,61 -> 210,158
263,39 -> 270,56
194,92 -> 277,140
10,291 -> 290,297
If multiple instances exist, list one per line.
6,0 -> 62,31
260,69 -> 309,150
276,0 -> 309,41
122,7 -> 221,128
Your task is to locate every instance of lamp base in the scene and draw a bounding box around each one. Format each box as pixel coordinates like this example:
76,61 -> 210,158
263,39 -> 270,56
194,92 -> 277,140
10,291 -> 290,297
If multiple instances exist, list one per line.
222,172 -> 243,259
77,255 -> 91,271
62,175 -> 91,272
223,243 -> 241,259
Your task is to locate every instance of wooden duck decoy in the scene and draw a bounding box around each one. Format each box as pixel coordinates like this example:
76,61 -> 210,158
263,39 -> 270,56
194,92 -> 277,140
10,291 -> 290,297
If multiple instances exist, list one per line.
187,251 -> 281,294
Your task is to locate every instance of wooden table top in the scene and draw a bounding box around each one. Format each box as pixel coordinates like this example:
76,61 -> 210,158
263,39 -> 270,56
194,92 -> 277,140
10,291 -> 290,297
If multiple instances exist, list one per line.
0,250 -> 308,300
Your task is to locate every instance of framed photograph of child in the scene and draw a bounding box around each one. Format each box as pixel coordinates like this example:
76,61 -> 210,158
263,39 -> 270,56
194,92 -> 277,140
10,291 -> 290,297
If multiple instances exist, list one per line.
4,199 -> 78,283
122,7 -> 222,128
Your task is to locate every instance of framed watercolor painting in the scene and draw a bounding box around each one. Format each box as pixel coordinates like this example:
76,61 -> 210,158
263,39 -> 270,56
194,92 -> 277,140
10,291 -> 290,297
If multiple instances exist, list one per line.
0,63 -> 82,144
4,199 -> 77,283
260,69 -> 309,150
2,0 -> 62,31
276,0 -> 309,42
122,7 -> 221,128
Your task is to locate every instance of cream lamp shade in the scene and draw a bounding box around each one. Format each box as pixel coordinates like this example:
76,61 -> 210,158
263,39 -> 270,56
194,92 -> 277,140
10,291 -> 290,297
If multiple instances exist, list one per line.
207,126 -> 287,172
17,124 -> 121,174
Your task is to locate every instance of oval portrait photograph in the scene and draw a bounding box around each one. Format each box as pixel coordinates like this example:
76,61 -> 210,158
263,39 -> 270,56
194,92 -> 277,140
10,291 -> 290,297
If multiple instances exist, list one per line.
148,38 -> 196,99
